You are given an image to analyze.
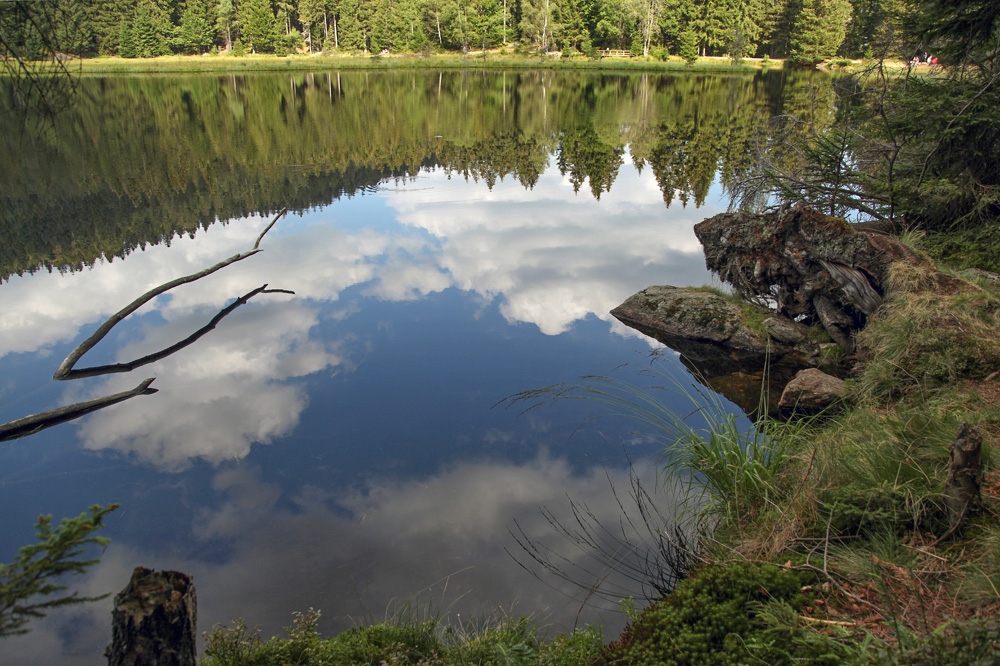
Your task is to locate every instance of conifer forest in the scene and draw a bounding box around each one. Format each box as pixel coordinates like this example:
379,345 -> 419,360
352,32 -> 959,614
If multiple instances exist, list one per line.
1,0 -> 902,64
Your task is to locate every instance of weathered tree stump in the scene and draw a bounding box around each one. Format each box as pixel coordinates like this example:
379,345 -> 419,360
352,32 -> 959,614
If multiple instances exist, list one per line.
944,422 -> 983,532
106,568 -> 197,666
693,205 -> 927,352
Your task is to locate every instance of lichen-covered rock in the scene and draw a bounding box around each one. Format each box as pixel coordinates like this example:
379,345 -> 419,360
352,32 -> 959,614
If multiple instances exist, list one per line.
778,368 -> 846,414
694,205 -> 927,352
611,285 -> 769,352
762,316 -> 809,344
611,286 -> 823,416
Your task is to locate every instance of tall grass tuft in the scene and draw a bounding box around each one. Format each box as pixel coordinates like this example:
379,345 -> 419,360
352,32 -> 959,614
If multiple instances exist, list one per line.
500,350 -> 807,527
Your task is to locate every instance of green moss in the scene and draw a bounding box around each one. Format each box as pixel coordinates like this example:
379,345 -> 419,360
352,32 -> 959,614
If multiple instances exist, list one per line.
201,610 -> 603,666
867,617 -> 1000,665
599,562 -> 820,666
688,285 -> 772,338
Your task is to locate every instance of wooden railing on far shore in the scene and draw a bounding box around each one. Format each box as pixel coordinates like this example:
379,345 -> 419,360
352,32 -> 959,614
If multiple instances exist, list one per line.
599,49 -> 631,58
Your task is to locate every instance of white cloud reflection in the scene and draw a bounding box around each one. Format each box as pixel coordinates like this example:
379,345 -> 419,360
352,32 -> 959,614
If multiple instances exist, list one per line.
388,154 -> 720,335
0,455 -> 682,666
72,301 -> 344,470
1,152 -> 717,357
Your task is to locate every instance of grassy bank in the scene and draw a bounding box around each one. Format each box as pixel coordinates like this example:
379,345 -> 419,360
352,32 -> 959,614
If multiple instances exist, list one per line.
599,249 -> 1000,665
68,52 -> 780,75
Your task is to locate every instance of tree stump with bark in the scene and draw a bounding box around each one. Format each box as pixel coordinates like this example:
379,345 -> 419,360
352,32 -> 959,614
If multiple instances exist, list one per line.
944,422 -> 983,533
106,568 -> 197,666
693,204 -> 927,352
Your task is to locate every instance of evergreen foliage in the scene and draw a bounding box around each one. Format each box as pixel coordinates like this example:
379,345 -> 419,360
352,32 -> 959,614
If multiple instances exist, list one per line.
132,0 -> 172,57
1,0 -> 902,61
177,0 -> 216,54
788,0 -> 852,65
241,0 -> 282,53
0,504 -> 119,637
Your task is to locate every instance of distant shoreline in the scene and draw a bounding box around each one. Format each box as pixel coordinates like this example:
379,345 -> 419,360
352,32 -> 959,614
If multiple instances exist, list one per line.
59,52 -> 796,75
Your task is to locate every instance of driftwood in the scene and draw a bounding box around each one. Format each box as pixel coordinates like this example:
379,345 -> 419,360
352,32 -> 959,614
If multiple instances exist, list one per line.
0,208 -> 289,441
52,283 -> 293,380
106,568 -> 197,666
54,209 -> 288,380
944,422 -> 983,533
0,379 -> 157,442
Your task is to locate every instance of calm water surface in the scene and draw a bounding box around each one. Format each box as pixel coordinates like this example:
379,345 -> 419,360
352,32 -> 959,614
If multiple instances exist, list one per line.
0,69 -> 819,663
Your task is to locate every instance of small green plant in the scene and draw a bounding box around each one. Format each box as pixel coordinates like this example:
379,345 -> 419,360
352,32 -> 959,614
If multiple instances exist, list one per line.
201,618 -> 266,666
538,626 -> 603,665
231,39 -> 247,57
620,596 -> 640,622
0,504 -> 119,637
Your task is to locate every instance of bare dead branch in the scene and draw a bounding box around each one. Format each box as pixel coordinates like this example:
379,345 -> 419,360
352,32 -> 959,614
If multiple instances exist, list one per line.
54,284 -> 295,380
0,379 -> 157,442
53,209 -> 288,381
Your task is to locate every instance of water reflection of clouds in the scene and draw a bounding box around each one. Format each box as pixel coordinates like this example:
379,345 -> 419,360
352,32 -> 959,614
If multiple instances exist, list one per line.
0,158 -> 722,467
1,455 -> 678,666
1,158 -> 719,359
386,154 -> 721,335
73,301 -> 345,470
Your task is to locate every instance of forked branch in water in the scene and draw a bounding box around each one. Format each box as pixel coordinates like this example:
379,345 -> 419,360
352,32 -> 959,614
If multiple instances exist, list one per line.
53,208 -> 289,381
53,283 -> 294,380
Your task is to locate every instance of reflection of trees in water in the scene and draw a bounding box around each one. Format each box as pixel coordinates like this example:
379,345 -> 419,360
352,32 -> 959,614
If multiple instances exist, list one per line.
0,69 -> 818,281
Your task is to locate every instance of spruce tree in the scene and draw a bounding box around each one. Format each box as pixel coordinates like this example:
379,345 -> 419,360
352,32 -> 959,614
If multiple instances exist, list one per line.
118,18 -> 138,57
788,0 -> 851,65
0,505 -> 119,637
178,0 -> 215,53
132,0 -> 172,57
241,0 -> 281,53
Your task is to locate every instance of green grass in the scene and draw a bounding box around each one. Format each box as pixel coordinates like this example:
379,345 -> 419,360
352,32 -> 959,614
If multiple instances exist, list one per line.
57,52 -> 777,75
853,262 -> 1000,401
201,608 -> 604,666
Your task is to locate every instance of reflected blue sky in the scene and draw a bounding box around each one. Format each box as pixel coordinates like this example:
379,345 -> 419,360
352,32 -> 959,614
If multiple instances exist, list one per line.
1,150 -> 735,664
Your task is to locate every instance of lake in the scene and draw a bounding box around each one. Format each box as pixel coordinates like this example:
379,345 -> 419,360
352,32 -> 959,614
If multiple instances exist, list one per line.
0,68 -> 824,663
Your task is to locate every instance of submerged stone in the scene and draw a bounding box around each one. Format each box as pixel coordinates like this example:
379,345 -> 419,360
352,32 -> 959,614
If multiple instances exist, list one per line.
611,285 -> 822,416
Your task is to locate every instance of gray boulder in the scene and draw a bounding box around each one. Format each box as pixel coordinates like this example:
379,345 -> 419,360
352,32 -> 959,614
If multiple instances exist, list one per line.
611,286 -> 822,417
